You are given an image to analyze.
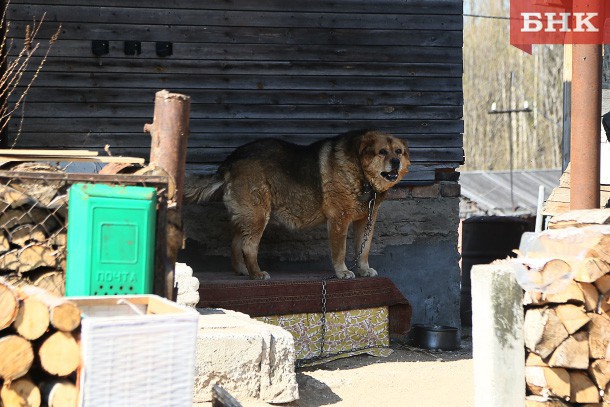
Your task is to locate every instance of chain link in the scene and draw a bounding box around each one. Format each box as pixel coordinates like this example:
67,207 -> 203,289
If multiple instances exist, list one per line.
351,191 -> 377,273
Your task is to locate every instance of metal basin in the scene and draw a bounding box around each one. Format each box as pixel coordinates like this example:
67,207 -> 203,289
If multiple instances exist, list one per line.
412,324 -> 459,351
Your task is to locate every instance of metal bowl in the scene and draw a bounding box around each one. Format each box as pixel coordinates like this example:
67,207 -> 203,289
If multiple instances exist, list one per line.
412,324 -> 459,351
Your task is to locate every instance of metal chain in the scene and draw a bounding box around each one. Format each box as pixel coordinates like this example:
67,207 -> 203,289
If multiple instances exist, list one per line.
319,279 -> 328,359
295,192 -> 378,368
351,191 -> 377,273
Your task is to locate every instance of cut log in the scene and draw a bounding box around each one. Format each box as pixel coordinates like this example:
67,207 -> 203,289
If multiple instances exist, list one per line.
0,244 -> 60,273
40,380 -> 77,407
0,184 -> 36,208
548,331 -> 589,369
594,274 -> 610,294
0,249 -> 20,271
524,280 -> 585,306
1,273 -> 30,289
0,232 -> 9,254
516,258 -> 573,294
525,366 -> 570,398
578,282 -> 605,312
30,270 -> 65,297
522,227 -> 610,282
0,208 -> 59,233
573,258 -> 610,284
555,304 -> 591,334
45,195 -> 68,220
525,395 -> 570,406
19,285 -> 80,332
526,352 -> 549,367
0,335 -> 34,381
1,377 -> 41,407
588,313 -> 610,359
549,209 -> 610,229
0,278 -> 20,330
7,162 -> 65,206
570,371 -> 600,403
38,331 -> 80,377
47,231 -> 67,248
524,308 -> 570,358
589,360 -> 610,390
16,244 -> 59,273
13,296 -> 50,340
10,225 -> 48,247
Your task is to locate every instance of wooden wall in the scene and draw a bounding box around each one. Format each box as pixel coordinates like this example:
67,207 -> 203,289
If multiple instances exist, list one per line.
5,0 -> 463,184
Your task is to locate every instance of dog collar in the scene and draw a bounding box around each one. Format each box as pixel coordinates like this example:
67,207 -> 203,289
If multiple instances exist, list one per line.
360,182 -> 376,202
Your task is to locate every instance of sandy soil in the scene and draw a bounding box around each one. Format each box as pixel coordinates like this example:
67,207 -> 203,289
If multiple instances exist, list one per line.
200,332 -> 474,407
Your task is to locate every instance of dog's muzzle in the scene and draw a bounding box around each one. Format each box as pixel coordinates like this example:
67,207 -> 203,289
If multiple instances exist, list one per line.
381,158 -> 401,182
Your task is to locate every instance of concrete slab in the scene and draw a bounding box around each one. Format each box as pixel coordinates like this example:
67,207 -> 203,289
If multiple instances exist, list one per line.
193,308 -> 299,404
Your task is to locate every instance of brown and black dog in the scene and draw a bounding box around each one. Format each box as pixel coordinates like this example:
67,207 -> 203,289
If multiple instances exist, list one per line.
184,129 -> 410,280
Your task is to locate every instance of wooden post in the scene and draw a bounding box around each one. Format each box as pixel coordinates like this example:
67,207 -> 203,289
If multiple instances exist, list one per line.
144,90 -> 190,208
144,90 -> 191,300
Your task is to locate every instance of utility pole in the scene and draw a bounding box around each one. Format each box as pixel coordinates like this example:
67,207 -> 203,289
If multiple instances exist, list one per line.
488,72 -> 532,210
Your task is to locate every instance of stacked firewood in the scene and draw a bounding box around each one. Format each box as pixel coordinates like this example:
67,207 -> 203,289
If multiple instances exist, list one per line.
521,210 -> 610,406
0,163 -> 68,296
0,277 -> 80,407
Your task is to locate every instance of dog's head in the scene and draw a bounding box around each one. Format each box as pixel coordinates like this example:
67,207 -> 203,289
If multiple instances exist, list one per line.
358,131 -> 410,192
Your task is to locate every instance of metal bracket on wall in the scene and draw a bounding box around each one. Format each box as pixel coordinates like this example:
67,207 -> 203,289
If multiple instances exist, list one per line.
124,41 -> 142,56
156,42 -> 173,57
91,40 -> 109,56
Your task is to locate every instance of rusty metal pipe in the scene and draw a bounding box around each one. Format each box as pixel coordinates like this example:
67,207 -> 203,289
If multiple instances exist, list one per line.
570,44 -> 601,210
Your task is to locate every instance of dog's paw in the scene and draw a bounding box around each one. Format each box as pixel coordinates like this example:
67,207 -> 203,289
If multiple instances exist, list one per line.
251,271 -> 271,280
357,266 -> 378,277
234,266 -> 249,276
335,269 -> 356,279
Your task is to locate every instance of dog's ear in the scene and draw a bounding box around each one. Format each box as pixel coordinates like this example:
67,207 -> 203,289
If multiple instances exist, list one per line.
358,134 -> 376,157
402,139 -> 410,160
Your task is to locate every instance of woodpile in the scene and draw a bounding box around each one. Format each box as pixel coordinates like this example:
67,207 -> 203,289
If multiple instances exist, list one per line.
521,209 -> 610,406
0,277 -> 79,407
0,163 -> 69,297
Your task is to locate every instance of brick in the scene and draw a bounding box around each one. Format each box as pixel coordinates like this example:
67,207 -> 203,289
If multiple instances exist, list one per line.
385,185 -> 410,200
440,182 -> 461,197
411,184 -> 440,198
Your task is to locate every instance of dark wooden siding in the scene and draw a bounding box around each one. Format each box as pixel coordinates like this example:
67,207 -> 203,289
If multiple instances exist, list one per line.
6,0 -> 463,183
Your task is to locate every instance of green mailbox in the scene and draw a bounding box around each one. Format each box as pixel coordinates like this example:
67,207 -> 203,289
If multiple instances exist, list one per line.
66,183 -> 157,296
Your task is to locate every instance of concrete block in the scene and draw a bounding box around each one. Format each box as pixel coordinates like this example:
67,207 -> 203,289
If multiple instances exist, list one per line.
175,262 -> 200,308
193,309 -> 298,404
471,262 -> 525,407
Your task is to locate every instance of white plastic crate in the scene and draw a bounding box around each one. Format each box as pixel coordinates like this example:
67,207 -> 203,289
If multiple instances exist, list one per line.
72,295 -> 199,407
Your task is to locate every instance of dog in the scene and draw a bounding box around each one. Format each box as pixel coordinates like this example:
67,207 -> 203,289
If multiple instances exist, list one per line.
184,129 -> 410,280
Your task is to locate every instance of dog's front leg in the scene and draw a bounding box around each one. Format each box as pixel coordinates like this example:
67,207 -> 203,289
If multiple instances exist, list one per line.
327,218 -> 355,279
353,214 -> 378,277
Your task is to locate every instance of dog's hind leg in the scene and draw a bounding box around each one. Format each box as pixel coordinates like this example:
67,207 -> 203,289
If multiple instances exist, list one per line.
230,227 -> 249,276
239,214 -> 270,280
228,201 -> 271,280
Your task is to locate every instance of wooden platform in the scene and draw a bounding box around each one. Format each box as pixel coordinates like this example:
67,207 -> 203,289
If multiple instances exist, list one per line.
195,270 -> 412,335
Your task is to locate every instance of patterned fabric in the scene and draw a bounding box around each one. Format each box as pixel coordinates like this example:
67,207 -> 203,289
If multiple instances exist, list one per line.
258,306 -> 392,366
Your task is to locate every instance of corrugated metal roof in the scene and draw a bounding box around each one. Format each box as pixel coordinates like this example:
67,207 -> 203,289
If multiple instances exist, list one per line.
460,169 -> 562,217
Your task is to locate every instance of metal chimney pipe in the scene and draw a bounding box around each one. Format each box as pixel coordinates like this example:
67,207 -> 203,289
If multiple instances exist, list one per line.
570,44 -> 601,210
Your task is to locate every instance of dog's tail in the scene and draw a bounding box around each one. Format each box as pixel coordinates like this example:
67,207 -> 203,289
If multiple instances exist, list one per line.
183,172 -> 225,203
